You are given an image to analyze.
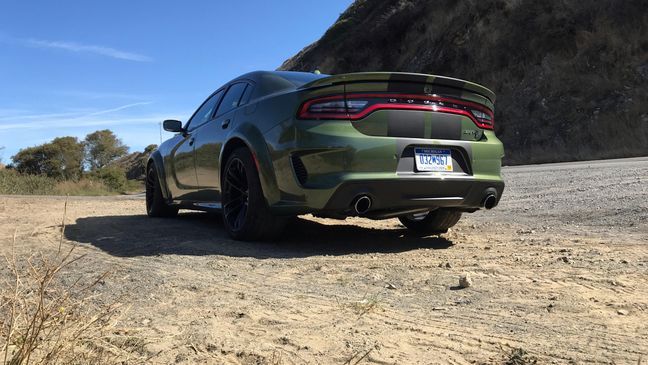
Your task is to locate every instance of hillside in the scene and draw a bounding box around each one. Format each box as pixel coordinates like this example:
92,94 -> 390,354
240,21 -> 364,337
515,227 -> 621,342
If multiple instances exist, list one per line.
109,144 -> 157,180
280,0 -> 648,164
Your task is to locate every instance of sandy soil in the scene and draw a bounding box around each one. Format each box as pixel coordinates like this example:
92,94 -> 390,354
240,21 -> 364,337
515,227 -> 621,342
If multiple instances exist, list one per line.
1,157 -> 647,364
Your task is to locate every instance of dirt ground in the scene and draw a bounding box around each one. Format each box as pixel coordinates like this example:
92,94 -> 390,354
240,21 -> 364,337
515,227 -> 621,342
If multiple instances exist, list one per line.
1,157 -> 647,364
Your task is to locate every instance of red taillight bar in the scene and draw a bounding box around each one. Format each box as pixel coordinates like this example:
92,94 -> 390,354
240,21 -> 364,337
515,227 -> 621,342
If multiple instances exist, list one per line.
297,95 -> 349,120
298,93 -> 495,130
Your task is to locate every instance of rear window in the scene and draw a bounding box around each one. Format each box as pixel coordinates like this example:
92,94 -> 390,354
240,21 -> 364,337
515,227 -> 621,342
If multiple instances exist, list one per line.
274,71 -> 328,87
252,72 -> 328,100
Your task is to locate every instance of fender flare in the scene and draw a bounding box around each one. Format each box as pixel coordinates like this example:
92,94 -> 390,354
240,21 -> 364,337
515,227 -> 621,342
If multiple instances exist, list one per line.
220,124 -> 280,205
147,150 -> 172,201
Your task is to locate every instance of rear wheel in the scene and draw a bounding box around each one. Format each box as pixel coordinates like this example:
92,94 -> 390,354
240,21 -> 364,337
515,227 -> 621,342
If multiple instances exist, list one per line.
222,147 -> 287,240
398,209 -> 462,235
145,164 -> 179,218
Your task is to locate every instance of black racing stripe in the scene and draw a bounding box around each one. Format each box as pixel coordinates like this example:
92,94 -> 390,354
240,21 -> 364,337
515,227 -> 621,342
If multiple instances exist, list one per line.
387,81 -> 426,93
388,73 -> 428,84
387,73 -> 428,93
386,74 -> 467,98
433,77 -> 465,90
427,85 -> 463,98
386,110 -> 425,138
429,114 -> 462,140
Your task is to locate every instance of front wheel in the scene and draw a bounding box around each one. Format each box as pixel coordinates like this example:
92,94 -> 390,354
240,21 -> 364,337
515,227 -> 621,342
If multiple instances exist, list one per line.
221,147 -> 287,241
398,209 -> 462,235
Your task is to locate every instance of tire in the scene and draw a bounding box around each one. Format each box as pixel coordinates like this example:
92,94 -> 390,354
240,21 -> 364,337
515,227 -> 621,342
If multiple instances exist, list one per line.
145,164 -> 179,218
221,147 -> 287,240
398,209 -> 462,235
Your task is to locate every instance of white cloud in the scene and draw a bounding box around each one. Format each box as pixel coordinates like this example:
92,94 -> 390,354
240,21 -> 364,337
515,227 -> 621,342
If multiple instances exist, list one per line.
50,90 -> 151,100
26,39 -> 152,62
85,102 -> 153,116
0,116 -> 162,131
0,107 -> 191,159
0,110 -> 88,122
0,102 -> 190,131
0,102 -> 150,123
0,34 -> 152,62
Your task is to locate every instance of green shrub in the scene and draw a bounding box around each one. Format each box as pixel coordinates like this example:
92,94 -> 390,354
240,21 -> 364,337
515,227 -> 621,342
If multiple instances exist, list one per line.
93,166 -> 128,192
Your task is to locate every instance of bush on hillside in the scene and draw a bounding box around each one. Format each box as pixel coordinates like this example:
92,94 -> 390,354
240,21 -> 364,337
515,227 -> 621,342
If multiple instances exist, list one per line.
92,166 -> 129,192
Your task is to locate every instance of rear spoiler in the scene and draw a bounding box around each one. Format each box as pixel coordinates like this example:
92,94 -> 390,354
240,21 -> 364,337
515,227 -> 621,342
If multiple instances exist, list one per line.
299,72 -> 496,103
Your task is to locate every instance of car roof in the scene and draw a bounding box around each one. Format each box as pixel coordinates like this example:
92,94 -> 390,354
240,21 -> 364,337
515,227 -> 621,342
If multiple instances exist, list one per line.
227,71 -> 328,100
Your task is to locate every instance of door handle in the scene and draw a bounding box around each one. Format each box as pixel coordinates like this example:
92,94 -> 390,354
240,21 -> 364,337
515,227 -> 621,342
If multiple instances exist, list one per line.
189,137 -> 195,146
221,119 -> 231,129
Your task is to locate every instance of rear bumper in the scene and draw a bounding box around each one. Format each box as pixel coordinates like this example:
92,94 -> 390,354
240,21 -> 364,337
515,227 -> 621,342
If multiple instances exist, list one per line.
321,178 -> 504,218
268,175 -> 504,217
263,119 -> 505,216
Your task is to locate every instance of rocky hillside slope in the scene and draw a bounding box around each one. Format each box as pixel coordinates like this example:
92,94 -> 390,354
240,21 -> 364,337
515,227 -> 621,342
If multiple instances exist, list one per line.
280,0 -> 648,164
109,144 -> 157,180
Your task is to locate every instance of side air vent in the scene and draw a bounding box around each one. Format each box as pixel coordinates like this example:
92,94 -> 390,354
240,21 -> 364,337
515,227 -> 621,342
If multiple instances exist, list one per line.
291,155 -> 308,186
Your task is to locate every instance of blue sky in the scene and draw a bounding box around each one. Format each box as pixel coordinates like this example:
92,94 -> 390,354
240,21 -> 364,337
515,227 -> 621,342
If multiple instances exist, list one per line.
0,0 -> 353,163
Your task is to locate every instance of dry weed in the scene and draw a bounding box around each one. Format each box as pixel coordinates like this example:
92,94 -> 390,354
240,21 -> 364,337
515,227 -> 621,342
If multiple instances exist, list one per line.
0,200 -> 140,364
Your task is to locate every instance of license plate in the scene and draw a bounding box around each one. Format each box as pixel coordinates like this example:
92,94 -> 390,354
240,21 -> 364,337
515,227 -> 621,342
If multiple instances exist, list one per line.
414,148 -> 453,172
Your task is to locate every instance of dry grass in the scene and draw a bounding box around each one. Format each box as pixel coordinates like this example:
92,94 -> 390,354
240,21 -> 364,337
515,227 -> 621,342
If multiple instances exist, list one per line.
0,171 -> 54,196
342,293 -> 381,318
503,348 -> 538,365
479,347 -> 539,365
0,201 -> 141,364
0,169 -> 142,196
53,179 -> 116,196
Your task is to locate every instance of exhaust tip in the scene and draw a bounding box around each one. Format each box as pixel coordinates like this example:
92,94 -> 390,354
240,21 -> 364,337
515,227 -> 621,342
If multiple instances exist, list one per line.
353,195 -> 372,215
483,194 -> 497,210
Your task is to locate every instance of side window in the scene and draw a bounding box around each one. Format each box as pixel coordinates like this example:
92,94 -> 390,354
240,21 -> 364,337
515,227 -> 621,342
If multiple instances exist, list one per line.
215,83 -> 247,117
239,83 -> 254,106
186,89 -> 224,131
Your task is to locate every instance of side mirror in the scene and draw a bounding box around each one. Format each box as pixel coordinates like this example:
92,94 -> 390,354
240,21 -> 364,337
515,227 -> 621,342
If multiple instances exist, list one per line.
163,119 -> 184,133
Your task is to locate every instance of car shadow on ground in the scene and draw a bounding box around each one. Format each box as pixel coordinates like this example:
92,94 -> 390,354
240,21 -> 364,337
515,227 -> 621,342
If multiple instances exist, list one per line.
64,212 -> 454,259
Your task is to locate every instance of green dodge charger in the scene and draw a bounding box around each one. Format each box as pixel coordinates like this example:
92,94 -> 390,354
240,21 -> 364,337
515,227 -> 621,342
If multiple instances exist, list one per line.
146,71 -> 505,240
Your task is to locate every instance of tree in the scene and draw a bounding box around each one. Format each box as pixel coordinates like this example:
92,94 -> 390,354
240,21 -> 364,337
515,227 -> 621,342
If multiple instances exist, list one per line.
11,137 -> 84,179
143,144 -> 158,155
84,130 -> 128,170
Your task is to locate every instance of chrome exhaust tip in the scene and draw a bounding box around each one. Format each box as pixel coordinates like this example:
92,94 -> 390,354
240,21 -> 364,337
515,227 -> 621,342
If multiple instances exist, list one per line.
353,195 -> 372,215
482,194 -> 497,210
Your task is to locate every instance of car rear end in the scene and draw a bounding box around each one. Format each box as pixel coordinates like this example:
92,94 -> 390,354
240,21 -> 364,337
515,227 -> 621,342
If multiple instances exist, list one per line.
266,72 -> 504,218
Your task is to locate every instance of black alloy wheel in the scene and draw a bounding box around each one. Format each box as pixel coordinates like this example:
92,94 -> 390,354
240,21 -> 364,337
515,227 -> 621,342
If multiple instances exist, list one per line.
145,164 -> 178,217
221,147 -> 288,240
222,157 -> 249,232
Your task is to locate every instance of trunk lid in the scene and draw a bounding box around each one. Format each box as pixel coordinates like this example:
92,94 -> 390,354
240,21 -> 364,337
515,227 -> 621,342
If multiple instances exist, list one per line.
298,72 -> 496,140
300,72 -> 495,105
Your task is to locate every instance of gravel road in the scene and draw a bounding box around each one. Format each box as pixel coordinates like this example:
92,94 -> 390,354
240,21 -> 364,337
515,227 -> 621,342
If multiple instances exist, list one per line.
1,157 -> 646,364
